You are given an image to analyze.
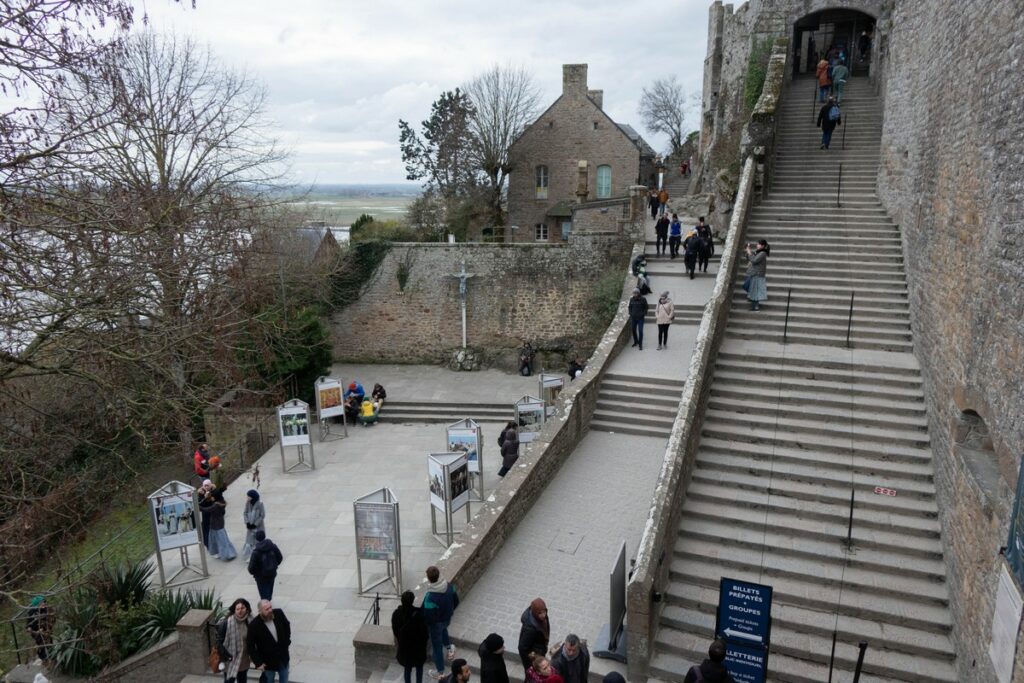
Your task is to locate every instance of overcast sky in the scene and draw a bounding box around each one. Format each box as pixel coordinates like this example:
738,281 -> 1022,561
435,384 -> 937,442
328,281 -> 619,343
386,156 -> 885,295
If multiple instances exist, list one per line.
135,0 -> 710,185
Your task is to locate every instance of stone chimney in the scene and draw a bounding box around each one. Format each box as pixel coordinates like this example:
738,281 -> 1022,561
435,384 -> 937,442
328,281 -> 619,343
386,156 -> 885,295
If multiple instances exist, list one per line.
562,64 -> 588,98
588,90 -> 604,110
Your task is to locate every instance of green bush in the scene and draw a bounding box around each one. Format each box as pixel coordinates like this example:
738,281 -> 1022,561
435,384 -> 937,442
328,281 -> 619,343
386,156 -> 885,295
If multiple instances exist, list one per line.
743,38 -> 775,113
96,560 -> 153,609
350,213 -> 374,238
350,218 -> 428,243
49,588 -> 102,677
588,272 -> 626,334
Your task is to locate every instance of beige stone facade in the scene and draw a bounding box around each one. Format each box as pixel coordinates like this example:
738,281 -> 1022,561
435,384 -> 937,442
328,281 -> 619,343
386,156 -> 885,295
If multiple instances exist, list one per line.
507,64 -> 655,243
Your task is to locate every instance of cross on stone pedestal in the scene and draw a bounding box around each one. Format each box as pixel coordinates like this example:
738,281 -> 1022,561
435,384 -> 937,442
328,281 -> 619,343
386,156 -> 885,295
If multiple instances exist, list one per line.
448,261 -> 476,349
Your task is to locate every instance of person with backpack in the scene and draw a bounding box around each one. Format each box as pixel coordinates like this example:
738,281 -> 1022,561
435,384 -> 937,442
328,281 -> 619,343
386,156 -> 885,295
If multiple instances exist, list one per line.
392,590 -> 429,683
668,213 -> 683,259
423,565 -> 459,681
816,96 -> 842,150
247,530 -> 284,600
830,61 -> 849,103
683,638 -> 736,683
696,217 -> 714,269
682,229 -> 703,279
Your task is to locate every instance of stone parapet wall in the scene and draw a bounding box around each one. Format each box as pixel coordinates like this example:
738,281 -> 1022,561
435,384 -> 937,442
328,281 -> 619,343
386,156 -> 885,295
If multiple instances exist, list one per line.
875,1 -> 1024,679
625,155 -> 756,677
94,609 -> 214,683
330,233 -> 633,366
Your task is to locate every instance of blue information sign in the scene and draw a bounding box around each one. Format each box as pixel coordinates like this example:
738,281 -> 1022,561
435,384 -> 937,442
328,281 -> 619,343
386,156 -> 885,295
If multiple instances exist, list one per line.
1005,456 -> 1024,589
724,640 -> 768,683
716,577 -> 773,645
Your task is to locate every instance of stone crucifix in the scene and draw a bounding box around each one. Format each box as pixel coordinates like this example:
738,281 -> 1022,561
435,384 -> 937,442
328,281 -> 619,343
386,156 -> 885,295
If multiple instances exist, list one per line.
448,260 -> 476,349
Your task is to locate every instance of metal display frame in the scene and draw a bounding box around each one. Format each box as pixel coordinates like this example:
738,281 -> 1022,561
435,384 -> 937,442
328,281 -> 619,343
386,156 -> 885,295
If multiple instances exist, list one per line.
315,376 -> 348,441
538,374 -> 564,418
353,488 -> 402,596
277,399 -> 316,473
446,418 -> 484,501
147,481 -> 209,588
427,452 -> 472,547
514,394 -> 547,443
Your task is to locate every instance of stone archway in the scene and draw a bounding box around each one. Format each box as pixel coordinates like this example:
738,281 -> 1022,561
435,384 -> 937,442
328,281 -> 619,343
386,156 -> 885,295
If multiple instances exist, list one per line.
790,7 -> 880,78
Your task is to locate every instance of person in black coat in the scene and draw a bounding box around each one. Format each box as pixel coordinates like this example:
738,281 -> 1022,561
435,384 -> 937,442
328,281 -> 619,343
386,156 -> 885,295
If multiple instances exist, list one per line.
684,638 -> 736,683
628,289 -> 649,350
816,96 -> 842,150
246,600 -> 291,683
391,591 -> 428,683
497,422 -> 519,477
517,598 -> 550,675
478,633 -> 510,683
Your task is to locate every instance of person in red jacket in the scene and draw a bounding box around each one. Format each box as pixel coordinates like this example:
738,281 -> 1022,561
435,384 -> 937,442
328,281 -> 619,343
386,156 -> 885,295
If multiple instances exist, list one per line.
194,443 -> 211,478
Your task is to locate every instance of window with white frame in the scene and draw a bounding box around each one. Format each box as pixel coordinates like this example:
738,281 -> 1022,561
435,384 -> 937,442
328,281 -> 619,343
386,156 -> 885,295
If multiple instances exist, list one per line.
535,165 -> 549,199
596,164 -> 612,198
535,223 -> 548,241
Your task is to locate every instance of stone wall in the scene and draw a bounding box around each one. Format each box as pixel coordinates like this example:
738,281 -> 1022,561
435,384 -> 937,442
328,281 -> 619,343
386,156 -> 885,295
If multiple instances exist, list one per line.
875,1 -> 1024,679
94,609 -> 214,683
625,156 -> 756,677
330,232 -> 633,366
507,64 -> 644,243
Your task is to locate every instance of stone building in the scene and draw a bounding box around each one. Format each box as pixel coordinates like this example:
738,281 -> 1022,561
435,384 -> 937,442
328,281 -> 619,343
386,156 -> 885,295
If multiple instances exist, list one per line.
686,1 -> 1024,681
506,64 -> 655,243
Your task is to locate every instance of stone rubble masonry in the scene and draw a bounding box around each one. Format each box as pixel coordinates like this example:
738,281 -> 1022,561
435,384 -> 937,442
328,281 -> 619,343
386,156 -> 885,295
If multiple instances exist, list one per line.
625,156 -> 756,677
330,232 -> 632,366
93,609 -> 214,683
507,63 -> 645,243
875,0 -> 1024,680
352,239 -> 646,681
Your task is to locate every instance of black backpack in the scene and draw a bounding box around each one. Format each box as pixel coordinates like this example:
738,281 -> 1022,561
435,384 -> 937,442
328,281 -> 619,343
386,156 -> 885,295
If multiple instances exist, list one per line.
250,544 -> 279,576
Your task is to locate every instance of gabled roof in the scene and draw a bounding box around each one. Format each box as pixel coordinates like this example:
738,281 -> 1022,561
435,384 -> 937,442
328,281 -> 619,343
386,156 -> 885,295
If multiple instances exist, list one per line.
616,123 -> 657,157
511,91 -> 649,156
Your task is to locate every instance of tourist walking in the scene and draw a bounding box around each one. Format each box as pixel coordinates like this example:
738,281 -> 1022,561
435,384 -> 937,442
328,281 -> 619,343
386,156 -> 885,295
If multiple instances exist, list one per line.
550,634 -> 590,683
830,61 -> 849,102
497,421 -> 520,477
246,600 -> 291,683
525,654 -> 564,683
242,489 -> 265,559
743,239 -> 770,311
655,291 -> 674,350
247,530 -> 284,600
816,58 -> 831,102
657,188 -> 669,216
628,289 -> 648,351
478,633 -> 510,683
215,598 -> 253,683
392,591 -> 429,683
817,96 -> 842,149
683,229 -> 702,279
684,638 -> 736,683
696,216 -> 714,267
201,488 -> 237,560
668,214 -> 682,258
648,189 -> 659,220
654,214 -> 670,256
423,565 -> 459,680
517,598 -> 551,674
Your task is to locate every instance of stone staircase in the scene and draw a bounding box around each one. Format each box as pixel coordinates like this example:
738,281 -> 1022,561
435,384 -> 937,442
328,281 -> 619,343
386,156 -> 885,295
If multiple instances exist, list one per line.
590,372 -> 685,438
381,400 -> 512,424
649,77 -> 959,683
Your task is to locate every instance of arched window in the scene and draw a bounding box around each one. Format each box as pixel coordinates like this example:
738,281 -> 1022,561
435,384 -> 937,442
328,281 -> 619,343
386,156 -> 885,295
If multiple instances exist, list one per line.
596,165 -> 612,198
535,165 -> 548,199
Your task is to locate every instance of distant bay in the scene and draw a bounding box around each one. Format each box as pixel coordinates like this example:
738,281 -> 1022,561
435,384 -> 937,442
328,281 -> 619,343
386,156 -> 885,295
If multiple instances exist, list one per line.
280,183 -> 421,228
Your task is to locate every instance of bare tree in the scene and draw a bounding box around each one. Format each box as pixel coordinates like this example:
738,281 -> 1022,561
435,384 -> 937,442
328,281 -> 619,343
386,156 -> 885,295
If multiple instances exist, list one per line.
638,76 -> 692,155
463,64 -> 540,227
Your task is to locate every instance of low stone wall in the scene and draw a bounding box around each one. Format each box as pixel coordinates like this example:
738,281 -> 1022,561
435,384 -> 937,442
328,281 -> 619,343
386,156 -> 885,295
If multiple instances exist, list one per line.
352,239 -> 644,680
94,609 -> 214,683
625,157 -> 756,676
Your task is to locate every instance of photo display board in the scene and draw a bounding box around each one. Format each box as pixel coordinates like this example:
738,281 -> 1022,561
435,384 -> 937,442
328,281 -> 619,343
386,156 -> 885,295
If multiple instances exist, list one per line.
427,452 -> 470,513
315,377 -> 345,420
446,420 -> 482,474
539,374 -> 564,417
151,490 -> 199,551
514,395 -> 546,443
354,500 -> 399,561
278,401 -> 312,447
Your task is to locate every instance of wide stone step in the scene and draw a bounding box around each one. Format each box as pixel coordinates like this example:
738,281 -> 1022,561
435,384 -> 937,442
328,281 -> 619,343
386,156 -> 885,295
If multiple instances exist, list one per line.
383,401 -> 512,423
596,399 -> 677,419
654,608 -> 956,683
695,447 -> 937,501
685,477 -> 941,538
767,263 -> 907,281
709,385 -> 923,417
648,647 -> 889,683
592,407 -> 674,429
711,370 -> 922,405
600,379 -> 684,398
736,271 -> 908,289
731,288 -> 908,310
667,554 -> 951,634
726,317 -> 912,347
707,394 -> 926,430
589,417 -> 670,438
705,408 -> 929,449
725,327 -> 914,353
712,354 -> 923,386
698,421 -> 935,469
598,389 -> 679,408
730,308 -> 911,335
714,349 -> 920,379
747,219 -> 899,231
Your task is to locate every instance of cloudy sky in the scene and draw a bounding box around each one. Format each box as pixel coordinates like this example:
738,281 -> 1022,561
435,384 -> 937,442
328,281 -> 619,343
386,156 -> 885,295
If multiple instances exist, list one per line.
135,0 -> 710,185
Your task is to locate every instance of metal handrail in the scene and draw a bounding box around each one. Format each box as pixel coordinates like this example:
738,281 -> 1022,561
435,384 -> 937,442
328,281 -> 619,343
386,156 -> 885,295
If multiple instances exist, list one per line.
783,289 -> 793,344
845,291 -> 855,346
836,163 -> 843,208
